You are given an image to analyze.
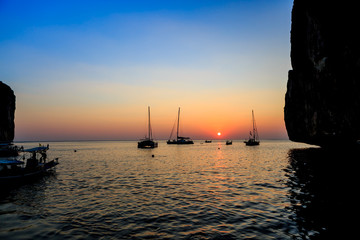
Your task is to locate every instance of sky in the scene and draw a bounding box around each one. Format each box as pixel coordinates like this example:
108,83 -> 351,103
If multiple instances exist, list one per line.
0,0 -> 293,141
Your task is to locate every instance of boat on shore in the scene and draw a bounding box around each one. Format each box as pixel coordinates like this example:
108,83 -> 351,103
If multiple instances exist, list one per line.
167,107 -> 194,145
244,110 -> 260,146
0,144 -> 59,186
205,140 -> 212,143
226,140 -> 232,145
138,106 -> 158,148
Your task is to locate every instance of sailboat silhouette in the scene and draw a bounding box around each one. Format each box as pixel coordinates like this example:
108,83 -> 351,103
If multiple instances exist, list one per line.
138,106 -> 158,148
167,107 -> 194,145
244,110 -> 260,146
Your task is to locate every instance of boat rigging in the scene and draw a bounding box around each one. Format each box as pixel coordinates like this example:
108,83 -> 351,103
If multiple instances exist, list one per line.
244,110 -> 260,146
167,107 -> 194,144
138,106 -> 158,148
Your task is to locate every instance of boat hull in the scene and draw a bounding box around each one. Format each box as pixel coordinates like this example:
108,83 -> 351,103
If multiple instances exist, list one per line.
0,169 -> 44,183
167,140 -> 194,144
0,159 -> 59,186
244,140 -> 260,146
138,140 -> 158,148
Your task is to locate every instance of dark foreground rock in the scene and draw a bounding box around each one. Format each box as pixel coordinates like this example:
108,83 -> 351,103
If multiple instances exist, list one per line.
285,0 -> 360,147
0,81 -> 16,143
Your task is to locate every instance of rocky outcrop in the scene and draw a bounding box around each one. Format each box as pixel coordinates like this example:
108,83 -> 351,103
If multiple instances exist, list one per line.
0,81 -> 16,143
285,0 -> 360,147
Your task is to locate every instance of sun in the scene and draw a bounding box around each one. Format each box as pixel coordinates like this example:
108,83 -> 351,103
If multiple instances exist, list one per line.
217,132 -> 221,136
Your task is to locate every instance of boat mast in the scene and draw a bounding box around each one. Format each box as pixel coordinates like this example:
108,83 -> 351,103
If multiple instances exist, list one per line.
148,106 -> 152,140
177,107 -> 180,139
252,110 -> 255,140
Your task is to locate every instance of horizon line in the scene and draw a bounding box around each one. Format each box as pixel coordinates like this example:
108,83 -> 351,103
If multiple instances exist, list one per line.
14,138 -> 290,143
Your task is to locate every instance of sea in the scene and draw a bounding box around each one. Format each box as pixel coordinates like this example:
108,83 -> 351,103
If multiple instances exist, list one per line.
0,140 -> 358,240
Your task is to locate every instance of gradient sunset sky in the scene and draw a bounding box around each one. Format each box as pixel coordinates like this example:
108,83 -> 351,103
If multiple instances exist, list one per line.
0,0 -> 293,141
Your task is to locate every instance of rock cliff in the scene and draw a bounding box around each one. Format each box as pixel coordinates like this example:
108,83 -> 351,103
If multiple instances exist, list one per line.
0,81 -> 16,143
285,0 -> 360,147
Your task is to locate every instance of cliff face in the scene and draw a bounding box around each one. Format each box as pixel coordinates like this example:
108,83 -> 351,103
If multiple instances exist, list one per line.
285,0 -> 360,147
0,81 -> 16,143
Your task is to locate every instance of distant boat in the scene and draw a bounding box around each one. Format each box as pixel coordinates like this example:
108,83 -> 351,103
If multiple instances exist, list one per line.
244,110 -> 260,146
226,140 -> 232,145
138,107 -> 158,148
205,140 -> 212,143
167,107 -> 194,145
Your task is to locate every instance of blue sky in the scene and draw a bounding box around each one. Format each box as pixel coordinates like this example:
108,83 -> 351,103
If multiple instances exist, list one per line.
0,0 -> 293,141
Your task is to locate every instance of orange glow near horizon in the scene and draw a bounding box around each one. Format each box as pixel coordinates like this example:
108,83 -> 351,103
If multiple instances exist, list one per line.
14,106 -> 288,141
13,88 -> 288,141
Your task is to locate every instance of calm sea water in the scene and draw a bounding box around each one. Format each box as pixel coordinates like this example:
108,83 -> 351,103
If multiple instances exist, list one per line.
0,140 -> 357,239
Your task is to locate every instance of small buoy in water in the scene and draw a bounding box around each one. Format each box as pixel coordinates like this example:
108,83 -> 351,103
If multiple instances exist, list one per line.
152,154 -> 155,157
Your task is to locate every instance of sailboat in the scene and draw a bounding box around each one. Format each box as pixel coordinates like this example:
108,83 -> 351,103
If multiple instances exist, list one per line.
167,107 -> 194,144
138,106 -> 158,148
244,110 -> 260,146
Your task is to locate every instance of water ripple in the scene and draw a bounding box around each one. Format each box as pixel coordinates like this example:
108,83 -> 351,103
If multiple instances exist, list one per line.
2,140 -> 345,239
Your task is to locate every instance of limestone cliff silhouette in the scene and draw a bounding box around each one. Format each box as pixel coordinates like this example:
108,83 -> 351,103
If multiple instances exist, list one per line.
0,81 -> 16,143
285,0 -> 360,147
